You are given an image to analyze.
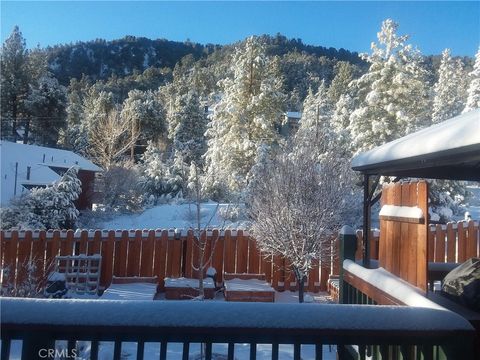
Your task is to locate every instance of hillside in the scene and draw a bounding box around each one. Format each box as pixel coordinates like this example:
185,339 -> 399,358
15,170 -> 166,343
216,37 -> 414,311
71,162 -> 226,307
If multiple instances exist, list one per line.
44,34 -> 365,85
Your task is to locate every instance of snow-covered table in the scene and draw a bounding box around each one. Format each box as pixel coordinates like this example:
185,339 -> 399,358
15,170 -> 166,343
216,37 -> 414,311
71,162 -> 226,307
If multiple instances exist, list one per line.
164,277 -> 215,300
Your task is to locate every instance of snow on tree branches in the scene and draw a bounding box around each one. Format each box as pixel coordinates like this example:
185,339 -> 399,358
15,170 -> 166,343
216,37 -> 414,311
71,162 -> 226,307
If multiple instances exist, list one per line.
248,124 -> 358,302
463,47 -> 480,113
348,19 -> 430,153
204,36 -> 286,196
0,166 -> 82,230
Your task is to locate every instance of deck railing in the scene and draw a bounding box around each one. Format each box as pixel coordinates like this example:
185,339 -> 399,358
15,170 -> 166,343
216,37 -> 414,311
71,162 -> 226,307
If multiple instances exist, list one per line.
1,297 -> 475,360
338,226 -> 477,360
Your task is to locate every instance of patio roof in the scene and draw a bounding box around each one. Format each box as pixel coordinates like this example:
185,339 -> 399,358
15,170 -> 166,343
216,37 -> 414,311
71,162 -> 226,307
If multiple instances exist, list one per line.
351,109 -> 480,181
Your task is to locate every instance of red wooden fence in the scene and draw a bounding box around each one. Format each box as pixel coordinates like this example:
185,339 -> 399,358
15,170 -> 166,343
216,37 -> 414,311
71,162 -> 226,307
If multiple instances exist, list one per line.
0,229 -> 333,293
356,219 -> 479,264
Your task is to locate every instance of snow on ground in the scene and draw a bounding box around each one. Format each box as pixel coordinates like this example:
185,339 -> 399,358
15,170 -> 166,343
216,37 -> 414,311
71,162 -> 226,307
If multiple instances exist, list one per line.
88,183 -> 479,231
43,341 -> 337,360
95,201 -> 249,230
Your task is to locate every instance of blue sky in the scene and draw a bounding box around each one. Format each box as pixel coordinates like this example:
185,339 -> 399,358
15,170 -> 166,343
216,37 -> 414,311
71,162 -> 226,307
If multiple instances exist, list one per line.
1,1 -> 479,56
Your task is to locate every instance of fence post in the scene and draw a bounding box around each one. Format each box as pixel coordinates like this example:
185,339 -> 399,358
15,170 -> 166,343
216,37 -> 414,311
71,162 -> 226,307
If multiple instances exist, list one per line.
339,225 -> 357,304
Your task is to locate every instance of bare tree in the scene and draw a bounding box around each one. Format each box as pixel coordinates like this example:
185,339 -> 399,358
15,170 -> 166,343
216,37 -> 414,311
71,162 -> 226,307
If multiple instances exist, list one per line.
247,140 -> 354,302
89,108 -> 139,169
186,162 -> 227,300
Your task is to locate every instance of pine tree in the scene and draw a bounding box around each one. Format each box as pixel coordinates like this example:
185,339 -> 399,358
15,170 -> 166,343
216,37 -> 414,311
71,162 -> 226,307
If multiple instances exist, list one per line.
463,47 -> 480,113
59,76 -> 91,152
431,49 -> 467,123
327,61 -> 356,105
121,89 -> 166,159
0,167 -> 81,230
348,19 -> 430,153
24,73 -> 67,146
140,141 -> 183,199
331,93 -> 356,154
1,26 -> 29,141
296,81 -> 333,153
204,36 -> 286,195
168,91 -> 208,166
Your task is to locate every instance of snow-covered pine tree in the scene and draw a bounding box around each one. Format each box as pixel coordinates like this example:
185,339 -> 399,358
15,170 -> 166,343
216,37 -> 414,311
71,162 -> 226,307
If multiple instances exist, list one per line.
431,49 -> 468,123
348,19 -> 430,153
429,49 -> 471,221
0,167 -> 81,230
0,26 -> 29,141
331,93 -> 356,154
59,77 -> 91,153
24,72 -> 67,146
204,36 -> 286,197
140,141 -> 183,199
295,81 -> 333,151
327,61 -> 356,106
463,47 -> 480,113
168,91 -> 208,166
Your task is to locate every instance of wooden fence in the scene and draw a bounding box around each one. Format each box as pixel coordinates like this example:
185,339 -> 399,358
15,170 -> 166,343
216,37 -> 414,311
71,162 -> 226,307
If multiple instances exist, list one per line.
356,219 -> 480,263
0,229 -> 333,293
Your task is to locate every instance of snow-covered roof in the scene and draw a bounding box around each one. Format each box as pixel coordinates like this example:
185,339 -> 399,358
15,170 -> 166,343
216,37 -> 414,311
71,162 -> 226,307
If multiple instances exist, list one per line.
285,111 -> 302,119
351,109 -> 480,181
0,141 -> 102,205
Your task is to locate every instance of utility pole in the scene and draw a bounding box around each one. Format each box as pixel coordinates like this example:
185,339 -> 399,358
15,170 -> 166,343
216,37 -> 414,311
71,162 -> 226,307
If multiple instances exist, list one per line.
13,162 -> 18,196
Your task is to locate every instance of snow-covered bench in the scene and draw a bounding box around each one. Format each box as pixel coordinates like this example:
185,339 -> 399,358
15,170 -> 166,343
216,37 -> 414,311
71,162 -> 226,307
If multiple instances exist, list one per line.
164,277 -> 215,300
101,276 -> 158,300
223,273 -> 275,302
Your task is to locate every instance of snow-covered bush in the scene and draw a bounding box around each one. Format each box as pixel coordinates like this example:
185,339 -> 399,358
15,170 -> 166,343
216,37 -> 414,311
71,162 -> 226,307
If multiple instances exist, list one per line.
0,167 -> 81,230
217,204 -> 245,223
102,162 -> 145,213
1,259 -> 43,297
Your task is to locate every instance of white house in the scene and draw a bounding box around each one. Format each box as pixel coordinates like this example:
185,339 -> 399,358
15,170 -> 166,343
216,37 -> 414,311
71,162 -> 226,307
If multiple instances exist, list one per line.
0,141 -> 102,209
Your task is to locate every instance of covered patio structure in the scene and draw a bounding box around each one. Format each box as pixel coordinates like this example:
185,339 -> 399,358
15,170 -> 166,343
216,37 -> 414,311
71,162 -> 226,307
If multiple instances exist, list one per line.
351,109 -> 480,266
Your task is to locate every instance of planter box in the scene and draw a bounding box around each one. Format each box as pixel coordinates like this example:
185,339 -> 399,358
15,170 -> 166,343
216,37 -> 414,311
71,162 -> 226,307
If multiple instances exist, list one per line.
224,277 -> 275,302
164,277 -> 215,300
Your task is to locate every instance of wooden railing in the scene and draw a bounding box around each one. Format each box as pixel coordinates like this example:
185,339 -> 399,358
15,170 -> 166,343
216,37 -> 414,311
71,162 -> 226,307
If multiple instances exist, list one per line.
0,229 -> 333,293
1,297 -> 475,360
338,226 -> 477,359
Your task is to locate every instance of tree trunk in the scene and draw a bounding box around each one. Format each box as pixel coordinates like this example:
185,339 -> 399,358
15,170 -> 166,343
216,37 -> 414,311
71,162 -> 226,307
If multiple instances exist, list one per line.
294,267 -> 306,303
23,117 -> 30,144
198,238 -> 205,300
298,275 -> 305,303
11,95 -> 17,141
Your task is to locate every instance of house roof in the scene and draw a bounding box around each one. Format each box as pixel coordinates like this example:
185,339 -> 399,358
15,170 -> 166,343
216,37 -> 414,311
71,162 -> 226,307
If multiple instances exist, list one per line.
0,141 -> 102,205
285,111 -> 302,119
351,109 -> 480,181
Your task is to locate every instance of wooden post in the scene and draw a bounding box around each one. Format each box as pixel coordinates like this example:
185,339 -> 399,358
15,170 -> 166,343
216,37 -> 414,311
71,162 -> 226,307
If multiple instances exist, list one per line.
363,174 -> 371,267
339,225 -> 356,304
